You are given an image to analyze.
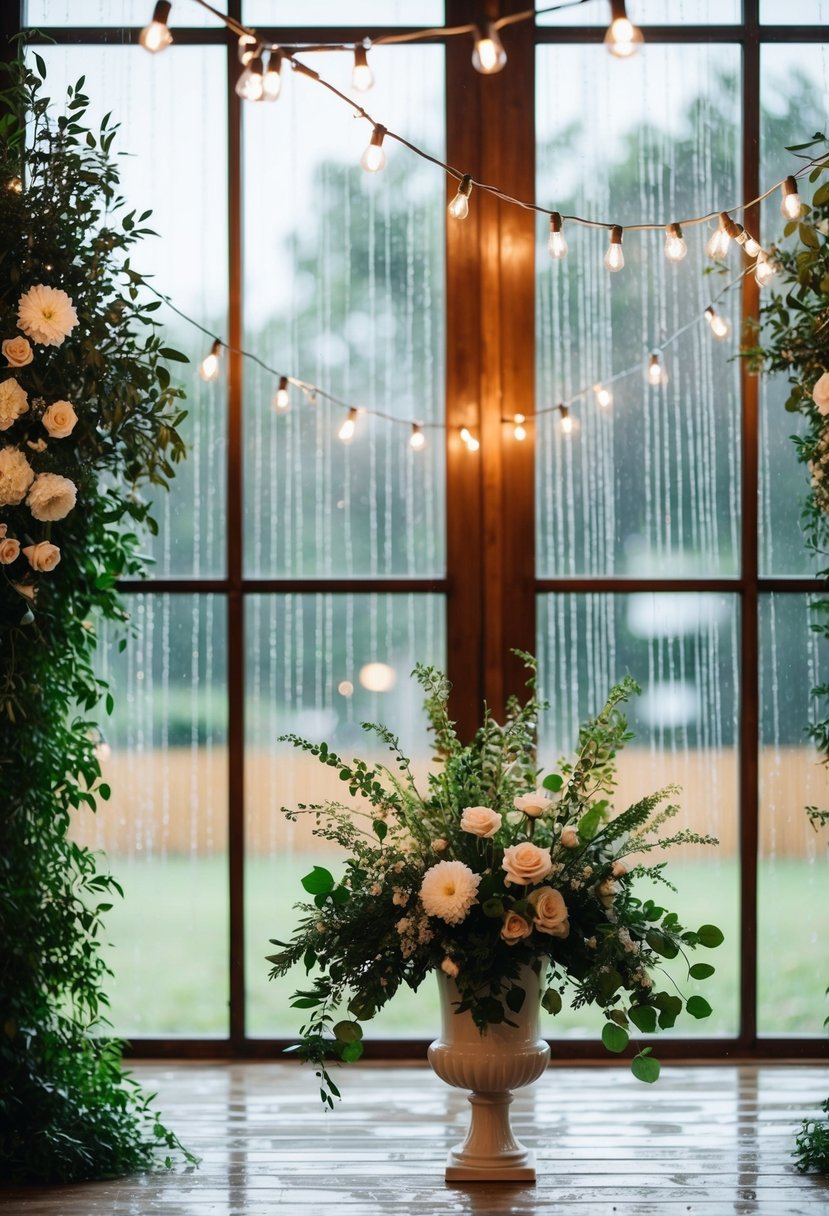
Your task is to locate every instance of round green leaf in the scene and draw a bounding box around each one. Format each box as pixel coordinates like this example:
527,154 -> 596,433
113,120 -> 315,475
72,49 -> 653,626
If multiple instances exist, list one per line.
543,773 -> 563,792
686,995 -> 713,1020
631,1051 -> 661,1084
301,866 -> 335,895
333,1020 -> 363,1043
688,962 -> 715,980
542,988 -> 562,1015
696,924 -> 724,949
601,1022 -> 629,1054
628,1004 -> 657,1034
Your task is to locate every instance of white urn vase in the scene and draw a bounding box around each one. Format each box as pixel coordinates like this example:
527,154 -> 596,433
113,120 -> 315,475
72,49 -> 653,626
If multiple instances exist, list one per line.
428,964 -> 550,1182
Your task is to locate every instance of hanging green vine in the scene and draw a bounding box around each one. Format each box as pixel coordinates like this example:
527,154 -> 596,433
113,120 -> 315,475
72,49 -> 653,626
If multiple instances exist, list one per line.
0,55 -> 194,1181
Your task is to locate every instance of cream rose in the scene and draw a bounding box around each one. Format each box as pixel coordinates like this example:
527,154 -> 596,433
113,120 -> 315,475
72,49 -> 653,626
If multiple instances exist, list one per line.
23,541 -> 61,572
42,399 -> 78,439
812,371 -> 829,416
501,841 -> 553,886
500,911 -> 532,946
528,886 -> 570,938
0,378 -> 29,431
0,447 -> 35,505
0,537 -> 20,564
2,337 -> 33,368
460,805 -> 502,838
513,790 -> 549,818
560,827 -> 580,848
27,472 -> 77,522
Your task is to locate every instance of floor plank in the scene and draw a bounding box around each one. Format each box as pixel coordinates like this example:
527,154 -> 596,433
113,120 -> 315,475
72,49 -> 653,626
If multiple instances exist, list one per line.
2,1062 -> 828,1214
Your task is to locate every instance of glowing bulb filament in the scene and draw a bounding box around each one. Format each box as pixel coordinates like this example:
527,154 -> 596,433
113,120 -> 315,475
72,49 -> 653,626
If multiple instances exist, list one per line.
262,50 -> 282,101
604,0 -> 644,58
139,1 -> 173,52
472,23 -> 507,74
647,352 -> 667,387
448,174 -> 472,220
548,211 -> 568,259
361,125 -> 387,173
704,306 -> 731,341
755,253 -> 778,287
273,375 -> 290,411
238,33 -> 257,65
706,212 -> 732,261
513,413 -> 527,441
559,404 -> 572,435
199,339 -> 222,383
781,175 -> 802,220
409,423 -> 426,450
664,222 -> 688,262
236,54 -> 265,101
594,384 -> 613,408
338,407 -> 358,444
352,45 -> 374,92
604,224 -> 624,272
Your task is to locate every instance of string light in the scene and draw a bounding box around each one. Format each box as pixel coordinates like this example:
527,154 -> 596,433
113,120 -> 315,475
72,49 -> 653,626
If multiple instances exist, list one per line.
361,125 -> 387,173
409,423 -> 426,450
262,50 -> 283,101
706,212 -> 732,261
472,23 -> 507,75
338,407 -> 358,443
236,54 -> 265,101
604,0 -> 644,59
460,427 -> 480,452
781,174 -> 802,220
448,174 -> 473,220
237,33 -> 257,65
139,1 -> 173,53
273,375 -> 290,411
664,222 -> 688,262
594,384 -> 613,408
513,413 -> 527,441
704,305 -> 731,341
604,225 -> 624,272
743,233 -> 763,258
755,252 -> 778,287
548,211 -> 568,260
352,44 -> 374,92
558,404 -> 573,435
646,351 -> 667,386
198,339 -> 222,382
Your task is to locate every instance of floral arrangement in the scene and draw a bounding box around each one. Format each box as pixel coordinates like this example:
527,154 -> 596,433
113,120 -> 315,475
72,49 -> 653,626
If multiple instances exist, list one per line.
269,657 -> 723,1107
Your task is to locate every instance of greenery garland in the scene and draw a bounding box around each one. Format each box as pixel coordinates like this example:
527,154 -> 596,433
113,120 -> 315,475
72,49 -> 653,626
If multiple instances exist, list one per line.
0,57 -> 193,1181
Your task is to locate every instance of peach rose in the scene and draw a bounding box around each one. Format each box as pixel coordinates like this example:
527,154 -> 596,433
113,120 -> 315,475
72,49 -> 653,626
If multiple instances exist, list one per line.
813,371 -> 829,416
501,841 -> 553,886
500,910 -> 532,946
596,878 -> 617,909
513,791 -> 549,818
560,827 -> 580,848
23,541 -> 61,572
2,336 -> 33,367
42,399 -> 78,439
0,537 -> 20,564
460,805 -> 502,838
611,860 -> 627,878
528,887 -> 570,938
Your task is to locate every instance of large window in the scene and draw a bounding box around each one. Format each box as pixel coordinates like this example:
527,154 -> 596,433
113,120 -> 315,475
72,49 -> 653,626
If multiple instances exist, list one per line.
17,0 -> 829,1056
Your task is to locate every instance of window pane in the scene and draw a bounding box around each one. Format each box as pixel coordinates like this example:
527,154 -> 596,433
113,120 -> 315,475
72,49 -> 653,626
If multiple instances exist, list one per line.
537,593 -> 740,1037
761,0 -> 829,20
758,594 -> 829,1035
245,592 -> 445,1036
539,0 -> 740,24
38,46 -> 228,578
25,1 -> 225,25
243,2 -> 444,24
536,44 -> 741,578
243,46 -> 445,577
80,595 -> 228,1035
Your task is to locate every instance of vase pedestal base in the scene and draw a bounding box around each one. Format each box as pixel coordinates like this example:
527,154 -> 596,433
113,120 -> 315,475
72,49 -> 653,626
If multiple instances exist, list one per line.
443,1090 -> 537,1184
445,1151 -> 536,1184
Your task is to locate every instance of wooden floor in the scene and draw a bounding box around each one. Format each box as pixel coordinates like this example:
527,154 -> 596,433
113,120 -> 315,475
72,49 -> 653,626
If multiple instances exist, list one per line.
3,1061 -> 829,1214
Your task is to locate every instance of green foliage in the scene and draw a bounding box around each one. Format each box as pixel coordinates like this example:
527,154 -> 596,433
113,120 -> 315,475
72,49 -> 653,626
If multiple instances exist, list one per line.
793,1098 -> 829,1175
0,58 -> 192,1180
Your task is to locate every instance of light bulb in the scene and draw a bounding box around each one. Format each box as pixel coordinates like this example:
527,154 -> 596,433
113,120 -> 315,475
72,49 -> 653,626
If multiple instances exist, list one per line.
360,125 -> 387,173
139,1 -> 173,53
706,212 -> 732,261
548,211 -> 568,259
781,175 -> 802,220
448,174 -> 472,220
559,405 -> 572,435
743,234 -> 762,258
238,33 -> 257,65
664,222 -> 688,262
647,352 -> 667,387
513,413 -> 527,441
460,427 -> 480,452
273,375 -> 290,411
199,340 -> 222,383
262,50 -> 282,101
704,306 -> 731,341
594,384 -> 613,408
604,224 -> 624,272
352,45 -> 374,92
338,407 -> 358,443
409,423 -> 426,450
755,253 -> 778,287
236,55 -> 265,102
604,1 -> 643,58
472,23 -> 507,74
6,176 -> 22,193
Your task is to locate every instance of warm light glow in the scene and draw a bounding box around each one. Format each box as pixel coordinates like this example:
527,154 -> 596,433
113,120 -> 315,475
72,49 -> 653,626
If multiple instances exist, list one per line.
198,340 -> 221,382
238,33 -> 257,65
664,223 -> 688,262
704,306 -> 731,341
781,175 -> 802,220
706,214 -> 732,261
559,405 -> 573,435
236,55 -> 265,102
262,50 -> 282,101
6,176 -> 22,193
472,23 -> 507,74
337,680 -> 354,697
448,175 -> 472,220
359,662 -> 397,692
755,253 -> 778,287
139,1 -> 173,53
361,126 -> 387,173
604,1 -> 644,58
594,384 -> 613,408
338,407 -> 358,443
743,234 -> 762,258
513,413 -> 527,441
604,225 -> 624,272
548,212 -> 568,259
273,375 -> 290,411
409,423 -> 426,450
460,426 -> 480,452
647,352 -> 667,386
352,45 -> 374,92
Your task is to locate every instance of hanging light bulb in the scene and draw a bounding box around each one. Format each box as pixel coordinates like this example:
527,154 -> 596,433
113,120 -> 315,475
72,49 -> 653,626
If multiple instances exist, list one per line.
646,351 -> 667,387
704,305 -> 732,341
664,222 -> 688,262
139,1 -> 173,53
409,423 -> 426,450
604,0 -> 644,59
594,384 -> 613,408
273,375 -> 290,411
604,225 -> 624,272
360,125 -> 387,173
548,211 -> 568,259
706,212 -> 732,261
460,426 -> 480,452
755,252 -> 778,287
513,413 -> 527,441
262,50 -> 283,101
352,44 -> 374,92
338,407 -> 358,444
199,339 -> 222,382
559,404 -> 573,435
236,54 -> 265,101
238,33 -> 257,65
448,174 -> 473,220
743,233 -> 762,258
781,175 -> 802,220
472,23 -> 507,74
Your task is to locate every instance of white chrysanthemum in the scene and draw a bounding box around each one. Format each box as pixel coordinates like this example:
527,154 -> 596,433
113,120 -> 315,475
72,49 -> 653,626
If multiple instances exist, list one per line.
0,378 -> 29,431
0,446 -> 35,505
27,472 -> 77,521
419,860 -> 480,926
17,284 -> 79,347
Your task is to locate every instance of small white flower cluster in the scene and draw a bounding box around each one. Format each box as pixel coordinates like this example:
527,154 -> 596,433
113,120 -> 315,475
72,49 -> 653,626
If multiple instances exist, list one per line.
808,419 -> 829,514
395,910 -> 434,959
